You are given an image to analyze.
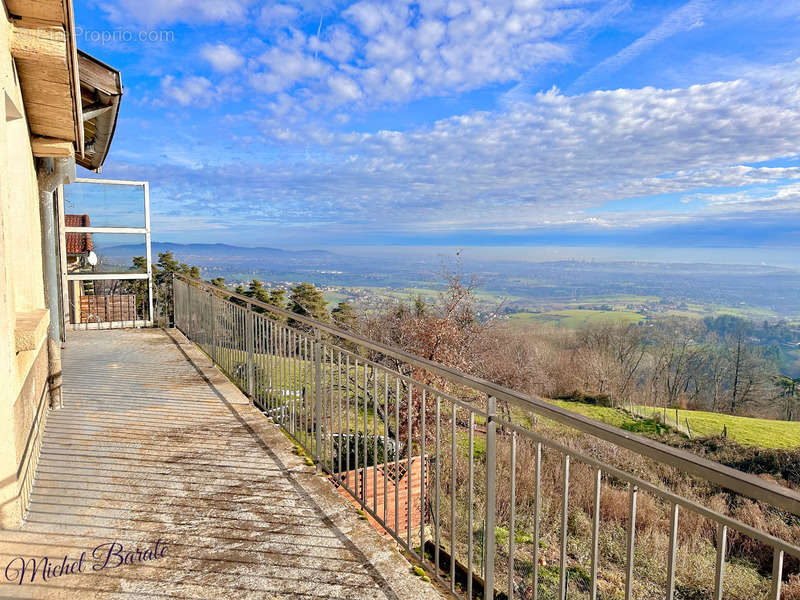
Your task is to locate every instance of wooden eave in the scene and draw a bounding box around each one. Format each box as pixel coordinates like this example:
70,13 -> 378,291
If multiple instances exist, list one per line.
76,49 -> 122,171
6,0 -> 83,157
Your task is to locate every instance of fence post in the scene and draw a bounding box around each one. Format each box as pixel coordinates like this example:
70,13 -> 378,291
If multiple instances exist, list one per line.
246,302 -> 255,400
484,395 -> 498,598
314,328 -> 323,465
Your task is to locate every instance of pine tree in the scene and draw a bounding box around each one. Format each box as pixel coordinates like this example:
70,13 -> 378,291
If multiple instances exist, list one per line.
151,251 -> 201,325
247,279 -> 270,304
332,301 -> 357,330
289,282 -> 330,325
267,288 -> 287,309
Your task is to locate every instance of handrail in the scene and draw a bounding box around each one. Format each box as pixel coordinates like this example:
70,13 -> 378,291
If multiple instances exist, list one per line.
173,273 -> 800,515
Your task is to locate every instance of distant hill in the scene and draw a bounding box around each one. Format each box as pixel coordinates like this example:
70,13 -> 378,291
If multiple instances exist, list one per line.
99,242 -> 338,266
148,242 -> 335,260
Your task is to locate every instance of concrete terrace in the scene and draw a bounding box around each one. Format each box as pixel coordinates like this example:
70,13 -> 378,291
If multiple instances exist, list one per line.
0,328 -> 442,599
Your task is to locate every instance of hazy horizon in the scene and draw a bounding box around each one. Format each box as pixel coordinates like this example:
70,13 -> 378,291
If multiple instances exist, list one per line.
144,241 -> 800,271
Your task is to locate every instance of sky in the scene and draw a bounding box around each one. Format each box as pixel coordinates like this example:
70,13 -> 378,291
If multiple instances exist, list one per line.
73,0 -> 800,263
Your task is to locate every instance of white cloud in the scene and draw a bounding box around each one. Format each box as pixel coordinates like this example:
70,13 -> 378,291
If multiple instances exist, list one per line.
160,75 -> 216,107
689,182 -> 800,212
103,0 -> 254,25
328,74 -> 363,101
252,47 -> 330,93
139,68 -> 800,237
200,43 -> 245,73
248,0 -> 592,113
259,3 -> 301,28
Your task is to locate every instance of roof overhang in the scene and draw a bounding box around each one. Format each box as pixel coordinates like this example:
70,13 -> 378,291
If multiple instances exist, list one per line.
5,0 -> 83,158
76,50 -> 122,171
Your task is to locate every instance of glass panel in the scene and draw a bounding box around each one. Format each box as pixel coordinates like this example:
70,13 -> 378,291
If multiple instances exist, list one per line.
63,181 -> 145,228
66,233 -> 147,275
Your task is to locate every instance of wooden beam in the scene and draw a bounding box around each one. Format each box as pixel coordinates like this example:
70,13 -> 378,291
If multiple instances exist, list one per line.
26,112 -> 75,141
64,0 -> 84,157
5,0 -> 65,25
31,136 -> 75,158
9,24 -> 67,67
82,102 -> 113,121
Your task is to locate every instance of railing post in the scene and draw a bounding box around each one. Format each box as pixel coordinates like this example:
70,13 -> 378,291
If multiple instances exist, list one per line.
313,328 -> 323,465
484,395 -> 497,598
246,302 -> 255,400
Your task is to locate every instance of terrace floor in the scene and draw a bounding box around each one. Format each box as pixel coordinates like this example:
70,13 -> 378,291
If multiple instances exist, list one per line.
0,328 -> 442,599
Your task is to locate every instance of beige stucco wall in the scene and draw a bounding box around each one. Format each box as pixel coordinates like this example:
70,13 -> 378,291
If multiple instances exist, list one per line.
0,10 -> 51,529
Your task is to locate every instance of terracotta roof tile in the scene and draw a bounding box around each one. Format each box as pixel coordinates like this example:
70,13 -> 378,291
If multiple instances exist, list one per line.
65,214 -> 92,254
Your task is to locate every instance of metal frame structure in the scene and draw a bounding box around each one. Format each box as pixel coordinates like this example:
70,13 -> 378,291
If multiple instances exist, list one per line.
173,274 -> 800,600
59,178 -> 152,329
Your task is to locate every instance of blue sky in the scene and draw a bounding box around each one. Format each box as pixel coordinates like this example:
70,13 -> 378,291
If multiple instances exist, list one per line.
74,1 -> 800,260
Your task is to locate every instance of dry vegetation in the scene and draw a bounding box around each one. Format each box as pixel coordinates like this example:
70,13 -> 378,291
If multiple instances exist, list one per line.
346,270 -> 800,599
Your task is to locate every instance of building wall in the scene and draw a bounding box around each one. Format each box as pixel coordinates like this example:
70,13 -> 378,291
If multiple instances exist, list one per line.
0,10 -> 51,529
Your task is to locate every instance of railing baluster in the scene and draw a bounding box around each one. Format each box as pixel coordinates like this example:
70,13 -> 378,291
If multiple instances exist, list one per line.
337,352 -> 343,479
591,468 -> 602,600
246,303 -> 254,400
420,389 -> 426,557
364,364 -> 369,508
770,549 -> 784,600
666,503 -> 679,600
297,332 -> 302,440
314,329 -> 322,463
288,329 -> 294,433
384,372 -> 389,527
435,395 -> 441,580
714,524 -> 727,600
625,485 -> 638,600
329,347 -> 335,473
533,441 -> 541,600
559,454 -> 570,600
407,383 -> 413,551
305,335 -> 310,449
395,377 -> 400,538
374,367 -> 379,517
284,326 -> 289,423
278,325 -> 284,419
210,293 -> 217,363
264,317 -> 275,416
509,431 -> 517,600
354,359 -> 359,502
468,411 -> 475,600
485,396 -> 497,599
450,403 -> 458,591
346,355 -> 351,490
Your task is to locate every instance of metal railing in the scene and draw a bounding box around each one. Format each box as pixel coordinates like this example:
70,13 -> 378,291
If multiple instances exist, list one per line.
173,275 -> 800,600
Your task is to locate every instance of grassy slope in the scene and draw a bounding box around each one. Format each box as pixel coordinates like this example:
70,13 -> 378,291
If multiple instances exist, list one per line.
548,399 -> 800,449
632,405 -> 800,449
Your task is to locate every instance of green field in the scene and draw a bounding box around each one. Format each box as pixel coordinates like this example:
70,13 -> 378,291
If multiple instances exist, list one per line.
548,400 -> 637,428
548,399 -> 800,449
508,308 -> 646,328
322,291 -> 352,305
631,405 -> 800,449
